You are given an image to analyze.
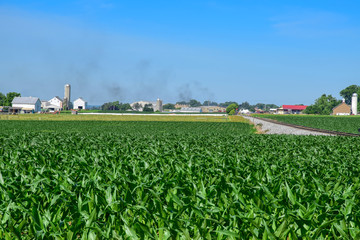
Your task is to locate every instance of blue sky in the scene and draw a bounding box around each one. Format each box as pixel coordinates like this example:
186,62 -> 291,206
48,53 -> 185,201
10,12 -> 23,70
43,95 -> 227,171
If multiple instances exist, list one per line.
1,0 -> 360,105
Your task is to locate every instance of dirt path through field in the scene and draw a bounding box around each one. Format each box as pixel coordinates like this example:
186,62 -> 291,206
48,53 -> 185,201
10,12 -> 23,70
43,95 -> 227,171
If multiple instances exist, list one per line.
243,116 -> 332,135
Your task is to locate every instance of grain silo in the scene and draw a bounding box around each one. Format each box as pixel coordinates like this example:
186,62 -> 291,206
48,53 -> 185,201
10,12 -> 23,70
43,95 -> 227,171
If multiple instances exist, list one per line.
63,84 -> 71,110
156,98 -> 163,112
352,93 -> 358,115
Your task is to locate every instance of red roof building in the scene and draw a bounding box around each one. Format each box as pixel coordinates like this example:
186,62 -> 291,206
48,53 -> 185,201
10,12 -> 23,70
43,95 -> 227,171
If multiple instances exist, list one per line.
282,105 -> 308,111
277,105 -> 308,114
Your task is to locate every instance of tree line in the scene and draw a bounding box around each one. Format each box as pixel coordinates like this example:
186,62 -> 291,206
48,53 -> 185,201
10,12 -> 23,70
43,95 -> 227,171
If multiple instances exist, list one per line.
171,99 -> 278,111
0,92 -> 21,107
100,101 -> 132,111
101,99 -> 279,113
304,85 -> 360,115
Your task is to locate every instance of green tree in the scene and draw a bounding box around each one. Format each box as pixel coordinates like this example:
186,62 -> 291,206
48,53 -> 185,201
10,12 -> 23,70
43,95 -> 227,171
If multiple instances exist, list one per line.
226,103 -> 238,114
119,103 -> 132,111
340,85 -> 360,105
239,101 -> 251,109
304,94 -> 340,115
189,99 -> 201,107
0,92 -> 6,106
254,103 -> 278,111
133,103 -> 141,111
5,92 -> 21,106
101,101 -> 132,111
203,101 -> 218,106
163,103 -> 175,109
143,104 -> 154,112
219,101 -> 238,108
176,101 -> 188,105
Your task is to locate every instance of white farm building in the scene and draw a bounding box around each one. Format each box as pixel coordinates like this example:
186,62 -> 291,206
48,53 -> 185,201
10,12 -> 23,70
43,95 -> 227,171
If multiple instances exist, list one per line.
12,97 -> 41,113
131,99 -> 163,112
42,96 -> 63,111
49,96 -> 63,109
73,97 -> 87,110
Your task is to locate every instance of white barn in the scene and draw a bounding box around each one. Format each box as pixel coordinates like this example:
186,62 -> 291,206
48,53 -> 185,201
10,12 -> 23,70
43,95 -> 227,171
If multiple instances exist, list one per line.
49,96 -> 63,109
12,97 -> 41,113
73,97 -> 87,110
41,96 -> 63,111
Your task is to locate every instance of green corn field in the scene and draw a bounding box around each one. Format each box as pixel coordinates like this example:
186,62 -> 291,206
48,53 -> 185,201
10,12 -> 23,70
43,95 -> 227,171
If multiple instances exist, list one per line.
1,120 -> 360,239
256,114 -> 360,134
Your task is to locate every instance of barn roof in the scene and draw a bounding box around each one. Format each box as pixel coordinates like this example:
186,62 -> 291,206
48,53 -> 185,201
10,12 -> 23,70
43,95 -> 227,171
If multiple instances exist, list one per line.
52,96 -> 63,102
74,97 -> 86,102
12,97 -> 39,104
282,105 -> 308,110
332,102 -> 351,111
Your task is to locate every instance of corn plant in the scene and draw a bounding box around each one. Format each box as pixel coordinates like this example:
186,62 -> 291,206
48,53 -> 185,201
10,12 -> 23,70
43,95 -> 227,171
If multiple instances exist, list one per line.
0,121 -> 359,239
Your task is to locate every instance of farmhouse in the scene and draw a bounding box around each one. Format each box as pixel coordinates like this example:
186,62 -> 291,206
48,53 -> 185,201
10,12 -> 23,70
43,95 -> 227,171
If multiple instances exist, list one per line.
73,97 -> 87,110
12,97 -> 41,113
332,99 -> 351,115
277,105 -> 307,114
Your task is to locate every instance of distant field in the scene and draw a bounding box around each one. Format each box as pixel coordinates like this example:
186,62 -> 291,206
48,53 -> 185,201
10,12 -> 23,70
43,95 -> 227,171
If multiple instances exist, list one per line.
0,114 -> 244,122
255,114 -> 360,134
0,120 -> 255,135
60,110 -> 226,114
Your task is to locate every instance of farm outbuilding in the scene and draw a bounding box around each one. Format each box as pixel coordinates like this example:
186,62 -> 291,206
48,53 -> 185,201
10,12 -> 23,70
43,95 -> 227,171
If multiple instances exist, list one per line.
12,97 -> 41,113
332,99 -> 351,115
179,107 -> 202,113
73,97 -> 87,110
277,105 -> 307,114
41,96 -> 63,111
49,96 -> 63,109
201,106 -> 226,113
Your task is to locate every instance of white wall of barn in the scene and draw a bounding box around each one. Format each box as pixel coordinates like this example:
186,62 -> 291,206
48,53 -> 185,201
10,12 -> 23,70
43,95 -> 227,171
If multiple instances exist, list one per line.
74,99 -> 87,110
49,98 -> 62,108
13,100 -> 41,112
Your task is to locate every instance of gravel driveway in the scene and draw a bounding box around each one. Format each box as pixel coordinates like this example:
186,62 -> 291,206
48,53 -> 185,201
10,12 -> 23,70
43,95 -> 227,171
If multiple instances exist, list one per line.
243,116 -> 332,136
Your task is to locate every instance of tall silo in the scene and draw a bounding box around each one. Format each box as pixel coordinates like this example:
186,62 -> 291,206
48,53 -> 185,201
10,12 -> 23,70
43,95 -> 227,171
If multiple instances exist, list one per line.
157,98 -> 163,112
64,84 -> 71,110
352,93 -> 358,115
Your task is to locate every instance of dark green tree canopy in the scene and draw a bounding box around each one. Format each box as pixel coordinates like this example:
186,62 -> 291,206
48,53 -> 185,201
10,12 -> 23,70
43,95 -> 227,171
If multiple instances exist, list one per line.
175,99 -> 202,107
101,101 -> 132,111
226,103 -> 239,115
239,101 -> 251,109
340,85 -> 360,105
143,104 -> 154,112
219,101 -> 238,108
0,93 -> 6,106
4,92 -> 21,106
133,103 -> 141,111
163,103 -> 175,109
189,99 -> 201,107
176,101 -> 188,105
304,94 -> 340,115
202,101 -> 218,106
